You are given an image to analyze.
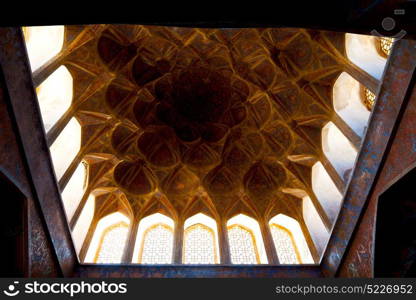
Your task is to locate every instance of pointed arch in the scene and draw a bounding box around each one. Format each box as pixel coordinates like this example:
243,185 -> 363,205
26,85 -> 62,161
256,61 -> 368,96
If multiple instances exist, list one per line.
333,72 -> 371,137
139,191 -> 178,224
269,214 -> 314,264
321,122 -> 357,180
72,193 -> 95,254
84,212 -> 131,263
49,117 -> 81,180
36,66 -> 73,132
94,188 -> 134,218
345,33 -> 388,80
133,213 -> 174,264
227,214 -> 268,264
61,161 -> 88,221
311,162 -> 343,224
183,213 -> 219,264
302,196 -> 330,259
22,25 -> 65,72
182,189 -> 219,222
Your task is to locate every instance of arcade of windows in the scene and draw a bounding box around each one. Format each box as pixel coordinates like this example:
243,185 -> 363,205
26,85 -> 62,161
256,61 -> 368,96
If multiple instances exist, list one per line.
84,212 -> 313,265
22,25 -> 393,266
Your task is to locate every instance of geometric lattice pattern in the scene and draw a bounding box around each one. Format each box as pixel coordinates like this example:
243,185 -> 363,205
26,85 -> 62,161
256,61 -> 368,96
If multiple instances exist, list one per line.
139,224 -> 174,264
270,224 -> 300,264
227,225 -> 259,264
94,222 -> 129,263
380,37 -> 394,57
363,88 -> 376,111
183,224 -> 217,264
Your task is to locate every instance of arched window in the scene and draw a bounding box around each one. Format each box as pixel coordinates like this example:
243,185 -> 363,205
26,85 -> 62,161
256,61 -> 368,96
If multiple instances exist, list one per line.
270,225 -> 300,264
322,122 -> 357,180
94,223 -> 129,263
228,225 -> 258,264
84,212 -> 130,263
72,193 -> 94,254
269,214 -> 314,264
61,161 -> 88,221
345,33 -> 387,80
183,213 -> 219,264
36,66 -> 73,132
311,162 -> 343,224
133,213 -> 174,264
22,26 -> 65,72
333,72 -> 371,137
49,117 -> 81,180
302,196 -> 330,258
227,214 -> 268,264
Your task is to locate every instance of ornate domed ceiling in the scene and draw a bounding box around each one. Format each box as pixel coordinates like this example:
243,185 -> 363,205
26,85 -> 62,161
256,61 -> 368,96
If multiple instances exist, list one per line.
61,24 -> 347,226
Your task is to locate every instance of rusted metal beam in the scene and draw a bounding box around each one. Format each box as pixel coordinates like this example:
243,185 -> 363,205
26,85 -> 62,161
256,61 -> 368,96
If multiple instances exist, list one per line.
338,69 -> 416,277
321,38 -> 416,276
0,27 -> 77,277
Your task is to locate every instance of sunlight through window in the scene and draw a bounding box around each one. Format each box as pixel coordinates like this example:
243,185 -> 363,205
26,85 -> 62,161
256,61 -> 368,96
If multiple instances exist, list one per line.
36,66 -> 73,132
84,212 -> 130,263
322,122 -> 357,181
139,224 -> 174,264
49,117 -> 81,180
227,225 -> 259,264
270,225 -> 300,264
61,161 -> 88,221
22,26 -> 64,72
333,72 -> 371,137
94,222 -> 129,263
183,224 -> 217,264
270,214 -> 314,264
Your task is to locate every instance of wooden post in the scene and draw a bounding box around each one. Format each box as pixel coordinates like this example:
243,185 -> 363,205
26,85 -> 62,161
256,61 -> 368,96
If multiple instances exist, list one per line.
259,219 -> 280,265
121,218 -> 140,263
172,217 -> 184,264
218,218 -> 231,264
